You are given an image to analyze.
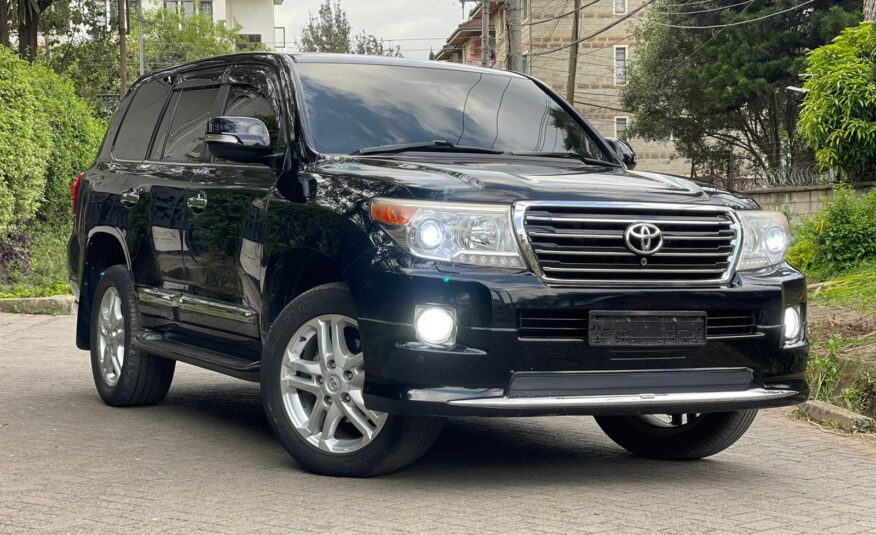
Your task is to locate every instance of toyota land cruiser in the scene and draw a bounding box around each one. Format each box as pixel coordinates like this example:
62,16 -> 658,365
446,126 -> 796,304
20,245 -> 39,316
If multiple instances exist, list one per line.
69,53 -> 808,477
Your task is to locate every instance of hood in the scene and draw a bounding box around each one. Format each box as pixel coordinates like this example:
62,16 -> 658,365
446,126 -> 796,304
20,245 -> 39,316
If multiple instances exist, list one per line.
308,155 -> 755,209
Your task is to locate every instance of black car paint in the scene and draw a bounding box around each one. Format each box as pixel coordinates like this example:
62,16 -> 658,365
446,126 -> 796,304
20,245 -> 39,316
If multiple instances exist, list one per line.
69,53 -> 808,417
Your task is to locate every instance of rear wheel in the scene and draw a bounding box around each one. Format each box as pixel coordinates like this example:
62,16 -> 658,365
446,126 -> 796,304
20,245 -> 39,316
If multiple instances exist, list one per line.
595,410 -> 757,460
89,265 -> 175,406
261,283 -> 443,477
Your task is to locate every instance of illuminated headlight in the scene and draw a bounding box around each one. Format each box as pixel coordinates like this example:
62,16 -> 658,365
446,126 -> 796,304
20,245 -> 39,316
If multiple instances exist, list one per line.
371,198 -> 526,268
783,306 -> 803,343
414,306 -> 457,347
737,211 -> 790,271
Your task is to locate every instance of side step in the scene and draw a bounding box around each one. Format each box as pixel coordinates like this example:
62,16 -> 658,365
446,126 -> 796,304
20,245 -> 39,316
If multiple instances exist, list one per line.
134,332 -> 261,382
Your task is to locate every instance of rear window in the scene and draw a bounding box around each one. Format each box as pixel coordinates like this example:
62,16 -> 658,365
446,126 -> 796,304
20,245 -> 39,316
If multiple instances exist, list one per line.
113,79 -> 172,161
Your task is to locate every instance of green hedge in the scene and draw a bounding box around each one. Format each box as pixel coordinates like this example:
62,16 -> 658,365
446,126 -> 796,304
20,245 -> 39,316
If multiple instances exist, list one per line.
0,46 -> 103,233
788,186 -> 876,278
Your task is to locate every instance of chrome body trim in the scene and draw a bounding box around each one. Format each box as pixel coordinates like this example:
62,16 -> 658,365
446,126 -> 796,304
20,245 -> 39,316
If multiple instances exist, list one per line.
178,295 -> 257,323
447,388 -> 799,409
512,200 -> 743,287
136,288 -> 257,324
137,287 -> 179,306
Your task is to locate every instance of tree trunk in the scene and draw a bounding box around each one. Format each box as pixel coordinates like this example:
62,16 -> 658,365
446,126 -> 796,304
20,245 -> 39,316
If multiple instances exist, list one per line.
1,0 -> 10,48
866,0 -> 876,21
17,13 -> 38,61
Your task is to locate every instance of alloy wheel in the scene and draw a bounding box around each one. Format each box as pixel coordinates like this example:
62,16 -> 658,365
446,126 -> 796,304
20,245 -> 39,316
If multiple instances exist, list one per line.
96,287 -> 126,386
280,314 -> 387,454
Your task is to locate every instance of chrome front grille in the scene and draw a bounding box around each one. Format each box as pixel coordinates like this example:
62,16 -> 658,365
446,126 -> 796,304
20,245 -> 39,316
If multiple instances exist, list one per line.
515,201 -> 741,286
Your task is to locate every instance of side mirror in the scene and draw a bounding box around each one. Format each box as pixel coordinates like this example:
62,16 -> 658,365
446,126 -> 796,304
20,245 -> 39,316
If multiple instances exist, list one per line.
605,137 -> 637,169
205,116 -> 272,163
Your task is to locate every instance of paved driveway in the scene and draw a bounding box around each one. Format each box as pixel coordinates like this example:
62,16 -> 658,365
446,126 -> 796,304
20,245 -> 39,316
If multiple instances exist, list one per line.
1,313 -> 875,534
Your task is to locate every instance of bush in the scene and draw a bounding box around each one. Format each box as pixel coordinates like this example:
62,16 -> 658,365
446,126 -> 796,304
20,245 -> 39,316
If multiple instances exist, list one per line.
787,186 -> 876,278
0,46 -> 103,234
799,22 -> 876,181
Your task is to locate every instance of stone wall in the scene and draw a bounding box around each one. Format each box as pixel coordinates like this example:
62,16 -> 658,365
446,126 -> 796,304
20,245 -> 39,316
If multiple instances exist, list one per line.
742,181 -> 876,217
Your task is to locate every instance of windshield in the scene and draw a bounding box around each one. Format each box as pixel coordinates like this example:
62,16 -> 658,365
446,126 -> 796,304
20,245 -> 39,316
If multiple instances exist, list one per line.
294,63 -> 612,160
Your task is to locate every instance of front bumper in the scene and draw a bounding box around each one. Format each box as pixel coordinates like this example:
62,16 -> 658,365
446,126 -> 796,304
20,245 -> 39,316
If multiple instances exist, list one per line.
348,253 -> 808,417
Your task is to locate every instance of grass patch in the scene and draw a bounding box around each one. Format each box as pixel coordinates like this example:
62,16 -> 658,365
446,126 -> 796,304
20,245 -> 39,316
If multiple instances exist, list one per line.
807,263 -> 876,314
0,221 -> 71,299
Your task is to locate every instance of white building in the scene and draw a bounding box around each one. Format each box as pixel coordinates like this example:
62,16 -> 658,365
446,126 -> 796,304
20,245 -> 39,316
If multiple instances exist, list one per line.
143,0 -> 284,50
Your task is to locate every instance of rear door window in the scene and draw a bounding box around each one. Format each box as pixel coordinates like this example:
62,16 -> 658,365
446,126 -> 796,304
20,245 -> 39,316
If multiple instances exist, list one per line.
160,87 -> 221,163
113,78 -> 172,161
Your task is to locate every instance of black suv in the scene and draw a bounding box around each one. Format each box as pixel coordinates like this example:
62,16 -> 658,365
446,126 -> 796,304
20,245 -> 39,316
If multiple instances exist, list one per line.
69,53 -> 808,477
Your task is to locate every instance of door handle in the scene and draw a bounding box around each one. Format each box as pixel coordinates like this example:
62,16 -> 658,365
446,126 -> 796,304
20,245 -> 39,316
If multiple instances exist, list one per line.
187,191 -> 208,213
120,188 -> 140,207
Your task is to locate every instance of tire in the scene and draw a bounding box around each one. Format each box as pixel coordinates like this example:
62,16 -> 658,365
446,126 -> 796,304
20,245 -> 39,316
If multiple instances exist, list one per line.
261,282 -> 443,477
89,265 -> 175,406
594,409 -> 758,460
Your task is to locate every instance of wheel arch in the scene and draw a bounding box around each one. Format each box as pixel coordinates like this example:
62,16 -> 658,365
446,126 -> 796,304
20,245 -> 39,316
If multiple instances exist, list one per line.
75,228 -> 132,350
261,248 -> 348,336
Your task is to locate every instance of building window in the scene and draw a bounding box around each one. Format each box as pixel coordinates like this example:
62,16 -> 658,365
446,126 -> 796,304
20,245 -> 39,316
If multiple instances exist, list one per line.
614,0 -> 627,15
614,45 -> 628,85
615,117 -> 628,139
237,34 -> 263,51
164,0 -> 212,18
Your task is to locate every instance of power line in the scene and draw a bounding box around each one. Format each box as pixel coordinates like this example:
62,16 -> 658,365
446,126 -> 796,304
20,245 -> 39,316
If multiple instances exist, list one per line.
653,0 -> 814,28
527,0 -> 600,26
655,0 -> 755,16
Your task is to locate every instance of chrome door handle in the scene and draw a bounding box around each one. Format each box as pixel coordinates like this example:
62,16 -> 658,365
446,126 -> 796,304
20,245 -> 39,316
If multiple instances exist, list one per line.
120,188 -> 140,207
187,192 -> 208,213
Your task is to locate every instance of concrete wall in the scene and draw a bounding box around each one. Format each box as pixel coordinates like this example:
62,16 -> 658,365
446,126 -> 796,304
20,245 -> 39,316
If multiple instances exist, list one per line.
743,181 -> 876,217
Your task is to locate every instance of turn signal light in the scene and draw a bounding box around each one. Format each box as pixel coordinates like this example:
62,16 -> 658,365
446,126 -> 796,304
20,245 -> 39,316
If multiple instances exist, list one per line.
371,200 -> 418,225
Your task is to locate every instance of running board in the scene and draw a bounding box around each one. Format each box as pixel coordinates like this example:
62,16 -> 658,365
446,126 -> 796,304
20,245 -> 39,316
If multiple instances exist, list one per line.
134,332 -> 260,382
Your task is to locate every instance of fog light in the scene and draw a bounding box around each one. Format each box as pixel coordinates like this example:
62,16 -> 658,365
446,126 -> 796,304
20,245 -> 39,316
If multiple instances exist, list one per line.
414,305 -> 457,347
783,306 -> 802,342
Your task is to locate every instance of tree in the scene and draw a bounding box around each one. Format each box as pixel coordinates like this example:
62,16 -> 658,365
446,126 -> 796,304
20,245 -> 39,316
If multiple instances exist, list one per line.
45,4 -> 247,115
798,22 -> 876,181
298,0 -> 401,57
299,0 -> 350,53
621,1 -> 861,179
352,30 -> 401,57
866,0 -> 875,21
14,0 -> 56,61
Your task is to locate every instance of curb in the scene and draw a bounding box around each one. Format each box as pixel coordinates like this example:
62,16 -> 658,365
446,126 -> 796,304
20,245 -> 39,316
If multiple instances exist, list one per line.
0,295 -> 76,315
800,399 -> 875,433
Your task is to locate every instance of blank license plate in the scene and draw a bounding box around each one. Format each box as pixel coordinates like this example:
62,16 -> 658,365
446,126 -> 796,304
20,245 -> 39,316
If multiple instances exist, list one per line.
588,311 -> 706,347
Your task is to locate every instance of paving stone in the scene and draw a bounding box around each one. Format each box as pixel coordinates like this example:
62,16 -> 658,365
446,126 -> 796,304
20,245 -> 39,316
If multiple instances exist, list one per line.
1,312 -> 875,533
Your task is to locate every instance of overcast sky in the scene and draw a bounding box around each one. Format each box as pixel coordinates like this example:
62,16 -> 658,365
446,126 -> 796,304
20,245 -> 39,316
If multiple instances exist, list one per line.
275,0 -> 467,59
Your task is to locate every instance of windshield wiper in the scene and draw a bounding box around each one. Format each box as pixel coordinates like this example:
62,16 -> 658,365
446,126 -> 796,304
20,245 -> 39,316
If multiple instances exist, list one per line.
351,140 -> 505,156
509,151 -> 621,167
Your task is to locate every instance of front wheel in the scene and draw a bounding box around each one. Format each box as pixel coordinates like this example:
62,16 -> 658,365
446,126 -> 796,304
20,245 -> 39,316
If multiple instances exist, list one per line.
595,410 -> 757,460
261,283 -> 443,477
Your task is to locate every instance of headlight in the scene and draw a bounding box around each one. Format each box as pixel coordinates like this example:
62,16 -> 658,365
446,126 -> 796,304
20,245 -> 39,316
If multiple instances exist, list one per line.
370,198 -> 526,268
737,211 -> 790,271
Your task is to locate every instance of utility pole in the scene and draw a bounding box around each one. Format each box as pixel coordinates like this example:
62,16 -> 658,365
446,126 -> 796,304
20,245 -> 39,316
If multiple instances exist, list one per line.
508,0 -> 523,72
119,0 -> 128,94
565,0 -> 580,103
137,0 -> 144,76
481,0 -> 490,67
866,0 -> 876,21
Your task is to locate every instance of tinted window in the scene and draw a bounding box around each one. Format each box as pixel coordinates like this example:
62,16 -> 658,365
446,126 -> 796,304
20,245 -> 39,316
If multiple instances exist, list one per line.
161,87 -> 219,162
295,63 -> 608,159
113,78 -> 172,160
223,67 -> 283,153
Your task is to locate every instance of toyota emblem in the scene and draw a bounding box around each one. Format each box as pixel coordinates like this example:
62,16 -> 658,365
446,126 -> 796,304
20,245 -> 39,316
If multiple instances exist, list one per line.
624,222 -> 663,255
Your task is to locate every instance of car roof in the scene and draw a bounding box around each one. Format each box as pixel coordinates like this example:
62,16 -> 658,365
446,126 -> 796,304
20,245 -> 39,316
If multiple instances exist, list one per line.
141,51 -> 525,81
288,52 -> 525,78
